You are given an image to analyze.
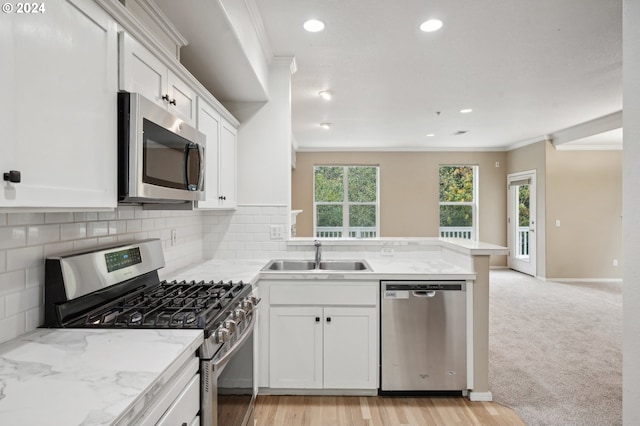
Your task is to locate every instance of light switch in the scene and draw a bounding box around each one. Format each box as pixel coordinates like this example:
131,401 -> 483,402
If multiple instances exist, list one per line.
555,219 -> 561,227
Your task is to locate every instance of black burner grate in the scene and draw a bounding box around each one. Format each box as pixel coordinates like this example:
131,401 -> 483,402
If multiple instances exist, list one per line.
69,280 -> 247,330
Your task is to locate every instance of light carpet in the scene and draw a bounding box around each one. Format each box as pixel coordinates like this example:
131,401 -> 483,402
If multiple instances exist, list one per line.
488,270 -> 622,426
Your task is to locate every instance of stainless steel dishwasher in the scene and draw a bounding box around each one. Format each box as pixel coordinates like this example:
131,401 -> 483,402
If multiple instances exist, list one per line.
380,280 -> 467,394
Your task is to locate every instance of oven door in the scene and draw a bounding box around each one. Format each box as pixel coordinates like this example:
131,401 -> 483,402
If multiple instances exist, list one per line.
201,314 -> 256,426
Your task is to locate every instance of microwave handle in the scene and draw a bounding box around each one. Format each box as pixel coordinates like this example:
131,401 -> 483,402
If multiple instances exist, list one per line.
184,143 -> 202,191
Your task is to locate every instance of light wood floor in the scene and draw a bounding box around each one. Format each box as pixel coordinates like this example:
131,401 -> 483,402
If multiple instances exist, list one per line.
253,395 -> 526,426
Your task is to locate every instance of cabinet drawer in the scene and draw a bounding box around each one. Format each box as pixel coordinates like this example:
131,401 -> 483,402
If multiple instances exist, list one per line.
270,283 -> 377,306
156,374 -> 200,426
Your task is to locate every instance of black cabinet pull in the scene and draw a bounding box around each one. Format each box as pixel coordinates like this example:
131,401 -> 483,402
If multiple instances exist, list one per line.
218,195 -> 226,201
315,317 -> 320,322
326,317 -> 331,323
3,170 -> 21,183
162,94 -> 170,103
170,99 -> 177,106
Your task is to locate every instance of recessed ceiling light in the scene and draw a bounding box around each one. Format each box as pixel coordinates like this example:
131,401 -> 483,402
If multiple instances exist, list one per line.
318,90 -> 334,100
304,19 -> 325,32
460,108 -> 473,113
420,19 -> 443,32
425,133 -> 435,137
320,122 -> 332,129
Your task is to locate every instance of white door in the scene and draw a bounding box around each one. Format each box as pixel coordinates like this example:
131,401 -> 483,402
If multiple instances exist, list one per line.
507,171 -> 537,276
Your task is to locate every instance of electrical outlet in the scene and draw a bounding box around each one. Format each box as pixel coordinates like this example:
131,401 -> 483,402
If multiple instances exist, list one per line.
171,229 -> 177,246
613,259 -> 618,267
270,225 -> 284,240
555,219 -> 561,227
381,247 -> 394,256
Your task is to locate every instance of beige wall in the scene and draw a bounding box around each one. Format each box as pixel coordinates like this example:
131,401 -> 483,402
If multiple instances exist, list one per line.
545,148 -> 622,279
292,151 -> 508,266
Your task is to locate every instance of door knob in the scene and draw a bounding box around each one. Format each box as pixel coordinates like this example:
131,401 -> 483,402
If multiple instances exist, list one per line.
3,170 -> 21,183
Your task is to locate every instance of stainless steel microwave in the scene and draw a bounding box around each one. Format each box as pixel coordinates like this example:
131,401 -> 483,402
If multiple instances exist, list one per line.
117,92 -> 205,204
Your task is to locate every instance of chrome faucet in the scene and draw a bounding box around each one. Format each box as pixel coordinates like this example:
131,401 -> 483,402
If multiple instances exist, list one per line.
314,240 -> 322,268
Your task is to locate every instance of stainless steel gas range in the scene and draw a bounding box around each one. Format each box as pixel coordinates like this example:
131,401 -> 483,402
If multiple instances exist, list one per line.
43,239 -> 258,426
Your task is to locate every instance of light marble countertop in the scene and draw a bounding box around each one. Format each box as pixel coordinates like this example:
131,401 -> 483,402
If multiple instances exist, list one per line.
0,328 -> 203,426
169,257 -> 475,283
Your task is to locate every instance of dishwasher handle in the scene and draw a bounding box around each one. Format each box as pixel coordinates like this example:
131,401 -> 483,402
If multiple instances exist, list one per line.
412,290 -> 437,298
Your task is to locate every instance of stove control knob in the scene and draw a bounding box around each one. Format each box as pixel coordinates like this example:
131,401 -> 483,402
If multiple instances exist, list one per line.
215,328 -> 229,343
224,319 -> 237,332
234,309 -> 246,320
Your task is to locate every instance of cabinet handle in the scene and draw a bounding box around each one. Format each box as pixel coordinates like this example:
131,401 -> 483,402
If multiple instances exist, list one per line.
162,94 -> 170,103
218,195 -> 226,201
326,317 -> 331,323
170,99 -> 177,106
3,170 -> 21,183
315,317 -> 320,322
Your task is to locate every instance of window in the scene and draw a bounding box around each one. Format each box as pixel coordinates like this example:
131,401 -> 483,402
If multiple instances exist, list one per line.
314,166 -> 379,238
439,165 -> 477,240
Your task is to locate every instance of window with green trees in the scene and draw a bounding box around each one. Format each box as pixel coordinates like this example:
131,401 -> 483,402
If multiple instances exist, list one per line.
439,165 -> 477,240
314,165 -> 378,238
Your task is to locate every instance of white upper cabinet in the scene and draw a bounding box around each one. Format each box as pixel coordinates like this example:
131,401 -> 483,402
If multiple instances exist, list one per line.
0,0 -> 118,210
119,32 -> 196,126
197,99 -> 237,209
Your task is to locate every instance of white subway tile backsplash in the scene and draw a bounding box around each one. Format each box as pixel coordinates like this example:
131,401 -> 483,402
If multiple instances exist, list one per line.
6,246 -> 44,271
98,211 -> 117,221
87,221 -> 109,237
108,220 -> 126,235
0,314 -> 25,345
44,241 -> 75,258
25,306 -> 43,333
0,227 -> 27,250
73,238 -> 98,252
61,223 -> 87,241
27,224 -> 61,246
7,213 -> 44,226
0,213 -> 6,226
97,236 -> 119,246
0,270 -> 26,295
45,212 -> 75,224
117,207 -> 136,220
26,266 -> 44,288
126,219 -> 142,233
0,296 -> 5,319
0,251 -> 5,273
5,286 -> 41,317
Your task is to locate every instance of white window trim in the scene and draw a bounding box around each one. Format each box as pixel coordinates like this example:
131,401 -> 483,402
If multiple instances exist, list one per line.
313,165 -> 380,239
438,165 -> 479,241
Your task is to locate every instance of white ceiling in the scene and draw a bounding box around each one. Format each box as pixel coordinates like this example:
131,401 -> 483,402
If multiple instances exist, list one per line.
158,0 -> 623,152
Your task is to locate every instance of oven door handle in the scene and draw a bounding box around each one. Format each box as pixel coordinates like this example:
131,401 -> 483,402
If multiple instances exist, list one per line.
213,311 -> 256,369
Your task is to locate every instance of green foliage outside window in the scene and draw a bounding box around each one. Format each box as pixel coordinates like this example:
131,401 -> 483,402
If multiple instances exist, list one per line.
439,166 -> 474,228
518,185 -> 530,227
315,166 -> 378,236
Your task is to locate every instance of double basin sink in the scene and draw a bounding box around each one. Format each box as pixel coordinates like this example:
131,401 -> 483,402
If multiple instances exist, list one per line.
262,259 -> 371,272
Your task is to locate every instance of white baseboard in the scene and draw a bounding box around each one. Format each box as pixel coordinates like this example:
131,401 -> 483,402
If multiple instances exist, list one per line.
490,265 -> 509,270
547,278 -> 622,284
468,391 -> 493,401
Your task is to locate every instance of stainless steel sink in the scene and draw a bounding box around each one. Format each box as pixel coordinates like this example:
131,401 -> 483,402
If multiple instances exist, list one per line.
261,259 -> 371,272
318,260 -> 370,271
262,260 -> 317,271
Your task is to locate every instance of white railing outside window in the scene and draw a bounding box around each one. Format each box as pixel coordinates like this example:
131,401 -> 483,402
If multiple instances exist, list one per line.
439,227 -> 474,240
316,227 -> 377,238
517,227 -> 530,257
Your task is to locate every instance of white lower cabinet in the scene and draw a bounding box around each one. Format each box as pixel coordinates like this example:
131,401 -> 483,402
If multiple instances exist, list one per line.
266,281 -> 378,390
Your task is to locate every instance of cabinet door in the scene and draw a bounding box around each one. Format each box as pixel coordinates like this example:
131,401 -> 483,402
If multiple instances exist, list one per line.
0,0 -> 117,209
218,119 -> 237,208
168,71 -> 197,126
118,32 -> 167,108
323,307 -> 378,389
269,306 -> 323,388
196,99 -> 221,208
